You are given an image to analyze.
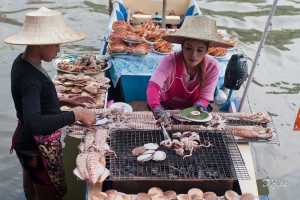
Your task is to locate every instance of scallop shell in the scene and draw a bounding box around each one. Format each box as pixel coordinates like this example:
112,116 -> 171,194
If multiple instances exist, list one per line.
148,187 -> 164,196
144,143 -> 159,150
137,153 -> 154,162
142,149 -> 156,155
188,188 -> 203,199
132,146 -> 147,156
152,151 -> 166,161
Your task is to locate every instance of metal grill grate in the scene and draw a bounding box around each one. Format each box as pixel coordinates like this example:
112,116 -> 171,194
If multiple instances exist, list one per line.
106,129 -> 250,181
225,119 -> 279,145
173,117 -> 279,145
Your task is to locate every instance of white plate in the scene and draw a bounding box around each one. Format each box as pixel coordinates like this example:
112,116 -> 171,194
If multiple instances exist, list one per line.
130,52 -> 149,56
110,102 -> 133,112
142,37 -> 158,45
182,112 -> 213,122
53,54 -> 111,74
76,117 -> 108,126
153,49 -> 173,55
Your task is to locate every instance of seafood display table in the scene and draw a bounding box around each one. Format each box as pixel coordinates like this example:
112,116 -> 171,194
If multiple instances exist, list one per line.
107,49 -> 236,103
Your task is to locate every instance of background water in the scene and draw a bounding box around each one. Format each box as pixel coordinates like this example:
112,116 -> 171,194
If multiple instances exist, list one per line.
0,0 -> 299,199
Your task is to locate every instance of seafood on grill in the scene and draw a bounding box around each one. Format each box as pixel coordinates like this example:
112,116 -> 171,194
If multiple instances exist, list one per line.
133,143 -> 166,162
160,131 -> 213,159
217,112 -> 272,123
226,125 -> 274,139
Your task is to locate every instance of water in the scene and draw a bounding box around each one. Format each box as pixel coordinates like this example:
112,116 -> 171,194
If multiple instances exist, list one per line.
0,0 -> 299,199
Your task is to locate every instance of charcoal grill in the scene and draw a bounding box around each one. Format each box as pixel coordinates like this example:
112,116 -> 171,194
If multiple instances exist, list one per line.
104,129 -> 249,195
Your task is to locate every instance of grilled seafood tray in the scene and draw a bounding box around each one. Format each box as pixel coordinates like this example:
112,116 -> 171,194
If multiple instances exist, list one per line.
104,129 -> 249,195
173,117 -> 280,145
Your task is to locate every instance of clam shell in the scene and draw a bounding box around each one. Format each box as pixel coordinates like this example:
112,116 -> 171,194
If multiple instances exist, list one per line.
240,193 -> 255,200
148,187 -> 164,196
63,81 -> 74,86
136,192 -> 151,200
144,143 -> 159,150
202,192 -> 217,200
142,149 -> 156,155
163,190 -> 177,200
132,146 -> 147,156
188,188 -> 203,199
177,194 -> 191,200
137,153 -> 153,162
152,151 -> 166,161
224,190 -> 239,200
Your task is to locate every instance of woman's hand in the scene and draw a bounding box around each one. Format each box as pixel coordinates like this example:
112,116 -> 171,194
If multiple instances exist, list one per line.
73,108 -> 96,127
152,107 -> 172,126
60,96 -> 95,108
194,102 -> 207,112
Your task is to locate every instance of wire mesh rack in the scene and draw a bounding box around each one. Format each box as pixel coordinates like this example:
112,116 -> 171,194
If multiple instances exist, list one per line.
106,129 -> 250,181
225,119 -> 279,145
172,117 -> 280,146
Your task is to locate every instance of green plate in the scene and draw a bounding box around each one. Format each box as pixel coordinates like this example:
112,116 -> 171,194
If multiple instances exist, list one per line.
179,107 -> 212,122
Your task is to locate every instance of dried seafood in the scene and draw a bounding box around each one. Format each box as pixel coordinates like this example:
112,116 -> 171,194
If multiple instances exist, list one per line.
73,128 -> 115,185
54,73 -> 110,109
217,112 -> 272,123
57,52 -> 109,73
208,47 -> 229,57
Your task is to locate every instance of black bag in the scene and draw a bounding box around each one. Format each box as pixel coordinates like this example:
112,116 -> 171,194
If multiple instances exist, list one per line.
224,54 -> 248,90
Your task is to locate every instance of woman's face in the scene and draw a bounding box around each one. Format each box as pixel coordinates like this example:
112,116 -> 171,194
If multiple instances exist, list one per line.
40,44 -> 60,62
182,39 -> 208,68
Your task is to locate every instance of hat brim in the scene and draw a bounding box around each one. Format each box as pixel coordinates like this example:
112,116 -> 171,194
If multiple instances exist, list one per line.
162,35 -> 234,49
4,29 -> 86,45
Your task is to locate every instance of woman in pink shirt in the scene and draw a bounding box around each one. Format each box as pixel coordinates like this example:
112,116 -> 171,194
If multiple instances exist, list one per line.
146,16 -> 233,124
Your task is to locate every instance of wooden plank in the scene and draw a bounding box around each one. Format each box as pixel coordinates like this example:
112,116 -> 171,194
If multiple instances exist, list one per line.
237,143 -> 259,199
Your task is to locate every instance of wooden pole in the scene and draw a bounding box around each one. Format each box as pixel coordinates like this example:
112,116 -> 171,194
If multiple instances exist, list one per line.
108,0 -> 113,15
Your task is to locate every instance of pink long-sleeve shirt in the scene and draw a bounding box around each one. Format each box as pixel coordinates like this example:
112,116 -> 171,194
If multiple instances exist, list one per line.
147,52 -> 220,110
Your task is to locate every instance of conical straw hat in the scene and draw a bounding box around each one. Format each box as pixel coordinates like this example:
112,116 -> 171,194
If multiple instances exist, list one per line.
163,15 -> 234,48
4,7 -> 86,45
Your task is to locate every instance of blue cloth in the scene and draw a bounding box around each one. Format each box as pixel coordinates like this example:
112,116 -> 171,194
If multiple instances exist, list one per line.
108,49 -> 237,94
108,52 -> 165,87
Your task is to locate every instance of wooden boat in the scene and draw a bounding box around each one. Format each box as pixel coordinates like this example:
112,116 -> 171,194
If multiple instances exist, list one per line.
82,0 -> 279,199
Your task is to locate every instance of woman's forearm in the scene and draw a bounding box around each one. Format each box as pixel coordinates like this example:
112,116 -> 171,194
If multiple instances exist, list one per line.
146,81 -> 162,111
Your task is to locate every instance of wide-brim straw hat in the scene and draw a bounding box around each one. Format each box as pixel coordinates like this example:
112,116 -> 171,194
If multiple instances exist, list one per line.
163,15 -> 234,48
4,7 -> 86,45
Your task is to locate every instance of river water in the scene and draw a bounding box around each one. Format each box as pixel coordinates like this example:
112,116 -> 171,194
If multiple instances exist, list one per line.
0,0 -> 299,200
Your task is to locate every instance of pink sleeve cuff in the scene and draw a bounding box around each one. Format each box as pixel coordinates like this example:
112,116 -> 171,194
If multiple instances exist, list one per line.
193,98 -> 209,108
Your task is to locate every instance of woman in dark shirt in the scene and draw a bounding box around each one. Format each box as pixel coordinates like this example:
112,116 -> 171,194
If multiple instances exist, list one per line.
4,7 -> 96,200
